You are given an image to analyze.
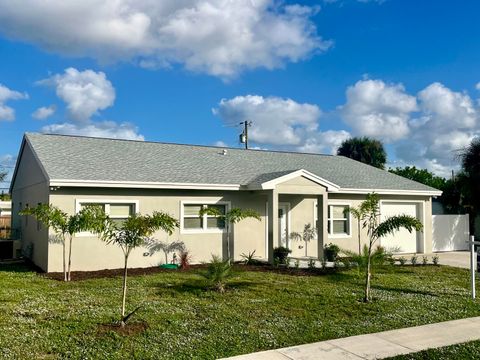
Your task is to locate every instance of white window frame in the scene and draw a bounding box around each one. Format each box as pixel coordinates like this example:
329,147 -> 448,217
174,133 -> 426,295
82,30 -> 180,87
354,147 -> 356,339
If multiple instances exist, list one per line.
180,200 -> 230,234
328,202 -> 352,238
75,199 -> 139,237
314,201 -> 352,238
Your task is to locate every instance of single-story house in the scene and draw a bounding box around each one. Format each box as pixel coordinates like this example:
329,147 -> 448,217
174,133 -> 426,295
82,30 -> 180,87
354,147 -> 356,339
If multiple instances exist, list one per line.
11,133 -> 442,272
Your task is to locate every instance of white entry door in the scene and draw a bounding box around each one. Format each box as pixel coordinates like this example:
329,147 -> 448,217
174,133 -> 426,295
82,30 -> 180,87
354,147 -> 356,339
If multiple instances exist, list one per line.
380,202 -> 420,253
278,203 -> 290,248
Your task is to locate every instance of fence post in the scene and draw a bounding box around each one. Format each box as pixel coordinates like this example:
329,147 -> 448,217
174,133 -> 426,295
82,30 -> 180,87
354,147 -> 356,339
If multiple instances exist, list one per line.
471,235 -> 476,299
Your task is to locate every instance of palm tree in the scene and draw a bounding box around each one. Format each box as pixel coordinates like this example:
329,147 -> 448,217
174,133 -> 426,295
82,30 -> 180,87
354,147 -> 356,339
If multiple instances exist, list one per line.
359,194 -> 423,302
459,138 -> 480,234
290,223 -> 316,257
199,207 -> 260,263
98,212 -> 179,327
20,204 -> 106,281
337,137 -> 387,169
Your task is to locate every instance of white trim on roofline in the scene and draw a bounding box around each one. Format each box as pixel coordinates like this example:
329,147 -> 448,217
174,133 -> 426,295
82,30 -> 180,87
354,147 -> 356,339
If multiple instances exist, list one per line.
49,179 -> 241,191
337,188 -> 442,197
257,169 -> 340,192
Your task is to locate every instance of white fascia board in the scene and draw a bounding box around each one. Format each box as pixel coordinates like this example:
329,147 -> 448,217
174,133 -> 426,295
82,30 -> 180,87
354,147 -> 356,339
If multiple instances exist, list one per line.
337,188 -> 442,197
49,179 -> 241,191
260,169 -> 340,191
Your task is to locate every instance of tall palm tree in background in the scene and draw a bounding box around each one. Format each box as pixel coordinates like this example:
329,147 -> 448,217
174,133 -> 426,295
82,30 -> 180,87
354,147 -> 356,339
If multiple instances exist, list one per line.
337,137 -> 387,169
459,138 -> 480,235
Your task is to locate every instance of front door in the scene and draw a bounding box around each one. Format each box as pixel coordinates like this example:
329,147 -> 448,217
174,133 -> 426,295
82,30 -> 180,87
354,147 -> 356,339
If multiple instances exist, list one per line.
278,203 -> 290,248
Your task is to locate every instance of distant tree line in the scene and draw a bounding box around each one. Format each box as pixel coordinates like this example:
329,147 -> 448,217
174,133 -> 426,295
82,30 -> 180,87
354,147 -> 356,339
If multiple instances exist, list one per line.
337,136 -> 480,234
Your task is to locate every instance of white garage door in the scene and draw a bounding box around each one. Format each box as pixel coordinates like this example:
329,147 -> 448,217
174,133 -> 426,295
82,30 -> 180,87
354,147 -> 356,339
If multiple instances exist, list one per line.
380,202 -> 421,253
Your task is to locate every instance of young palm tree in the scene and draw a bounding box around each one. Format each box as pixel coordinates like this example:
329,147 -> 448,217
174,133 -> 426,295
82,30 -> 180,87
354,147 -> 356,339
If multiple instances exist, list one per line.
349,206 -> 366,256
199,207 -> 261,263
98,212 -> 179,326
20,204 -> 105,281
359,193 -> 423,302
290,223 -> 316,257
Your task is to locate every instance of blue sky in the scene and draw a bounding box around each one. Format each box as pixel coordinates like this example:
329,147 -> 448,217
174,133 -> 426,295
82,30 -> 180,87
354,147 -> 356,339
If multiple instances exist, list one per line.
1,0 -> 480,191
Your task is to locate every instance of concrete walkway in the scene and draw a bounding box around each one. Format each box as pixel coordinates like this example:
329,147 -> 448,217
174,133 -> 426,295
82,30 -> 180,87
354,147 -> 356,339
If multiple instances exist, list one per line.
223,317 -> 480,360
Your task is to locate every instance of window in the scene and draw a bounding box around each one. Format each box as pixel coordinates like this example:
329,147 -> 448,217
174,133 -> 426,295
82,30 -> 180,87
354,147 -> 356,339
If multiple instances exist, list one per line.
76,200 -> 138,233
328,205 -> 350,236
182,203 -> 227,232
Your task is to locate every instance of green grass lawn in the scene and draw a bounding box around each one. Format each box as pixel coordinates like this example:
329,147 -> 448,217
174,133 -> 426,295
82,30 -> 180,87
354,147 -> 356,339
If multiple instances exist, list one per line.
1,264 -> 480,359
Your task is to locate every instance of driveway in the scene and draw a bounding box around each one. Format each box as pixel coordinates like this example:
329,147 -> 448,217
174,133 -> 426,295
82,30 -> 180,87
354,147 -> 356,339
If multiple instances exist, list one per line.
401,251 -> 470,269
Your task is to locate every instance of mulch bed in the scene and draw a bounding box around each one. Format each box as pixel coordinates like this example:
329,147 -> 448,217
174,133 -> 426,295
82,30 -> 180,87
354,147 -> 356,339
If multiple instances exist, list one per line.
40,262 -> 340,281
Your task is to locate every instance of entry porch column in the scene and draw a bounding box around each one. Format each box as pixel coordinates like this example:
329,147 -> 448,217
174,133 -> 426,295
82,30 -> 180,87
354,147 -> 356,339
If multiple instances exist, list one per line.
317,194 -> 328,260
267,189 -> 279,263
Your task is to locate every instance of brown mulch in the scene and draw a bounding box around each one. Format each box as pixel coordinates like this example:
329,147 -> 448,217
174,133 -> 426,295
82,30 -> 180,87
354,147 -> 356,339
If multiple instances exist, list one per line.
97,321 -> 148,336
42,264 -> 207,281
40,262 -> 339,281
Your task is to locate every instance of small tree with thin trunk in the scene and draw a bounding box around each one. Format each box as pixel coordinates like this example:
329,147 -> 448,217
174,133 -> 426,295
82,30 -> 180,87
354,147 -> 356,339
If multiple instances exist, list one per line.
98,211 -> 178,327
290,223 -> 316,257
349,206 -> 367,256
360,193 -> 423,302
20,204 -> 105,281
199,207 -> 260,263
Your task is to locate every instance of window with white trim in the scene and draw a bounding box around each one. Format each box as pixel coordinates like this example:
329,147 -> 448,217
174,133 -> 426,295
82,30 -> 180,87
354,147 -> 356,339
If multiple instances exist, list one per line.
182,203 -> 227,231
78,201 -> 136,226
328,205 -> 350,236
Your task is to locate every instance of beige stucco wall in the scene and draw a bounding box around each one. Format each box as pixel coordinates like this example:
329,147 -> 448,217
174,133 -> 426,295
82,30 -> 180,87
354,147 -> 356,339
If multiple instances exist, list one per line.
326,193 -> 433,255
48,188 -> 268,272
11,142 -> 50,270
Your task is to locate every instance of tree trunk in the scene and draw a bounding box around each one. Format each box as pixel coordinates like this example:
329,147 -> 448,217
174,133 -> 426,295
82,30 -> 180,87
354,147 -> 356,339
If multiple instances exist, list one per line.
305,240 -> 308,257
226,223 -> 231,264
364,245 -> 372,302
358,222 -> 362,255
120,254 -> 129,327
67,235 -> 73,281
62,234 -> 67,282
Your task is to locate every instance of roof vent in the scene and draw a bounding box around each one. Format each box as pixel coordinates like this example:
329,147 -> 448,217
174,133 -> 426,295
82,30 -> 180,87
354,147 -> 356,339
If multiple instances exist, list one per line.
222,149 -> 228,156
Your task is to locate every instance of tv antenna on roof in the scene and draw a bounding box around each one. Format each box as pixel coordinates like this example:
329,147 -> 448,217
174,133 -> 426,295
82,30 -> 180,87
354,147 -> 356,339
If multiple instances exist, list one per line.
239,121 -> 252,149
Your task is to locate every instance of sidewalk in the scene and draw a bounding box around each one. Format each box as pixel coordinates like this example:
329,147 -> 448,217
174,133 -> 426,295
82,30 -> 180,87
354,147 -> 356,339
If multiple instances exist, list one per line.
223,317 -> 480,360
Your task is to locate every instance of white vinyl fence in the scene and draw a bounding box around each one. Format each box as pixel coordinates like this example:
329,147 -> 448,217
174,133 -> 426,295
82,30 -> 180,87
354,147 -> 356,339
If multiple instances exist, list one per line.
432,214 -> 469,252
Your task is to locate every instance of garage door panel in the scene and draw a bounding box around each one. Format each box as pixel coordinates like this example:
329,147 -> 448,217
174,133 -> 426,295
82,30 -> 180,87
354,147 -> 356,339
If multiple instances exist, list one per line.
380,202 -> 420,253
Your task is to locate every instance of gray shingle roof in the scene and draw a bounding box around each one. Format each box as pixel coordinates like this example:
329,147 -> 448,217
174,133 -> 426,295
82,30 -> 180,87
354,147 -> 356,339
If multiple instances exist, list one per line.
24,133 -> 439,193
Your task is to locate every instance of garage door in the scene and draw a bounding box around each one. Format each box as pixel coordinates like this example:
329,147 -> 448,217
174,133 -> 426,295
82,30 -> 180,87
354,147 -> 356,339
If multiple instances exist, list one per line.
380,202 -> 421,253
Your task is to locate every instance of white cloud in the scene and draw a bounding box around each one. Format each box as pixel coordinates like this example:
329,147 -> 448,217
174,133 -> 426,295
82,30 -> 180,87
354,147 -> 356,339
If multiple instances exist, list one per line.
296,130 -> 351,154
41,121 -> 144,141
214,140 -> 228,147
213,95 -> 321,146
38,68 -> 115,122
0,0 -> 330,78
32,105 -> 56,120
476,82 -> 480,90
0,84 -> 28,121
340,79 -> 418,142
213,95 -> 350,154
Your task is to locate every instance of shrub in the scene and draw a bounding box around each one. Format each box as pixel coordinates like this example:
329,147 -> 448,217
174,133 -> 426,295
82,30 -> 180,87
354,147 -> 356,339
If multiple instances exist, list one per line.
341,245 -> 394,269
432,255 -> 440,265
286,257 -> 291,268
341,258 -> 351,270
308,259 -> 316,269
240,250 -> 259,265
294,259 -> 300,269
273,246 -> 291,265
201,255 -> 232,293
422,256 -> 428,266
179,250 -> 192,270
324,243 -> 340,262
321,257 -> 327,269
410,255 -> 418,266
399,257 -> 407,266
